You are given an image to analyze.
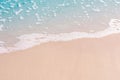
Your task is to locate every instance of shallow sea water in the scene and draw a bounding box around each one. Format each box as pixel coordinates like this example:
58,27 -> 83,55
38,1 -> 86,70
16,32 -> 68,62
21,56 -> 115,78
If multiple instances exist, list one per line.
0,0 -> 120,54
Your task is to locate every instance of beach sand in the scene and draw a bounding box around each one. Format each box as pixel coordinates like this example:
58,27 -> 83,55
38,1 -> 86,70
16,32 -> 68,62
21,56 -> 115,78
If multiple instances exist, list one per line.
0,34 -> 120,80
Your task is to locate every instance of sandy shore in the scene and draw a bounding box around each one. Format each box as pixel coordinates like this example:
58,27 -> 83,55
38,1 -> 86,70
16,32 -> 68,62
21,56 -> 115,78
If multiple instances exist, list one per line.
0,34 -> 120,80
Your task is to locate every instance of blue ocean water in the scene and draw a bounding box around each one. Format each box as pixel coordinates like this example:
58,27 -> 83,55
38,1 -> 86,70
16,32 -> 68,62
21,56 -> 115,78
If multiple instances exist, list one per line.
0,0 -> 120,53
1,0 -> 120,32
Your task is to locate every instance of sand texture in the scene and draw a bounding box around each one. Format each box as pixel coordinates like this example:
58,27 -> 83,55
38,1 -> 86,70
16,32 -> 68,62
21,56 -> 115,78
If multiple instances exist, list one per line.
0,34 -> 120,80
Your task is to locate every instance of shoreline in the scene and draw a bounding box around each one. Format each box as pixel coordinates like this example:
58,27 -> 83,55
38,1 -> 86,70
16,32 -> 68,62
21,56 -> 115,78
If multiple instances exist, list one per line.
1,32 -> 120,55
0,34 -> 120,80
10,33 -> 120,55
1,18 -> 120,54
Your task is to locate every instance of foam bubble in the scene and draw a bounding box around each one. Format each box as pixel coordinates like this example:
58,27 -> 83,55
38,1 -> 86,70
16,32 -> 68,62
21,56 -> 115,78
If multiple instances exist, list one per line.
0,47 -> 9,54
0,19 -> 120,54
0,41 -> 5,44
15,9 -> 23,15
0,41 -> 9,54
0,25 -> 3,31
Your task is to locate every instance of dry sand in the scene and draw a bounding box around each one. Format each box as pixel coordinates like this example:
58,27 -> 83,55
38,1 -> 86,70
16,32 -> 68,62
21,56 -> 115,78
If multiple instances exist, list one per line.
0,34 -> 120,80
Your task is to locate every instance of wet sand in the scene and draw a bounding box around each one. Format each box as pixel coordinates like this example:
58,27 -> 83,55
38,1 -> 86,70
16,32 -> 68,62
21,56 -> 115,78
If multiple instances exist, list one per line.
0,34 -> 120,80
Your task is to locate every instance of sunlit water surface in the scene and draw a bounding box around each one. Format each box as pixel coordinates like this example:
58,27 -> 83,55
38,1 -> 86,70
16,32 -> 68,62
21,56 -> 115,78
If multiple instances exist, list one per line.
1,0 -> 120,53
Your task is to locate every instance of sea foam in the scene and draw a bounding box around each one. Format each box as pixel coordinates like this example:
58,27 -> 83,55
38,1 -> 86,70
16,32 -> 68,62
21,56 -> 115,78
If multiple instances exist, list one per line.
0,25 -> 3,31
0,19 -> 120,54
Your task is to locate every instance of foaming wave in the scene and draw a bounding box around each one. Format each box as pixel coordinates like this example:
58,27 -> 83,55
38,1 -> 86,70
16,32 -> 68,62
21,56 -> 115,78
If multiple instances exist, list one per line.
0,19 -> 120,54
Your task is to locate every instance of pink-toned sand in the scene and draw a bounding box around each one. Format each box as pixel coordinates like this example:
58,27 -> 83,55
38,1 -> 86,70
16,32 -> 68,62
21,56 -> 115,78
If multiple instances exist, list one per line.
0,34 -> 120,80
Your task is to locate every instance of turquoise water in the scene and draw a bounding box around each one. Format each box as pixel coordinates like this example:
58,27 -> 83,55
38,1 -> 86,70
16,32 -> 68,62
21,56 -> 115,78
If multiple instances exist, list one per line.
1,0 -> 120,53
1,0 -> 120,32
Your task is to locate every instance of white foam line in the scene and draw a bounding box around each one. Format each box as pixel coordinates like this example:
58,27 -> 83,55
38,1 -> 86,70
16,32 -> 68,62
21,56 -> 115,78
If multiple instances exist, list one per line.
0,19 -> 120,54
